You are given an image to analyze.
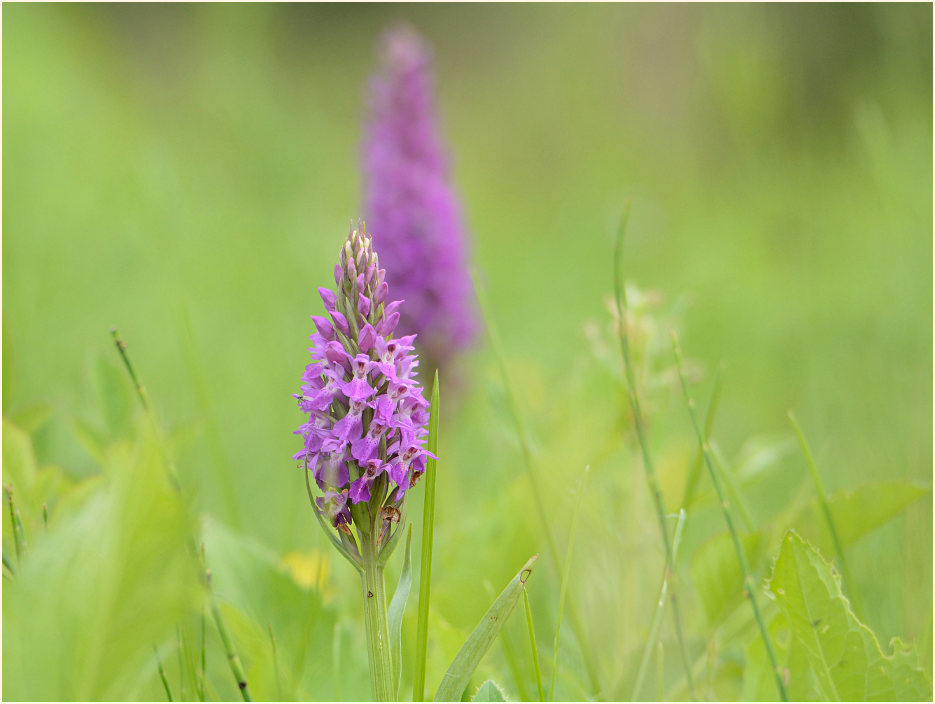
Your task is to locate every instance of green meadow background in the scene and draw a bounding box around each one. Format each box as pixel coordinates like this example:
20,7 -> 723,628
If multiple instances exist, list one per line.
3,4 -> 932,701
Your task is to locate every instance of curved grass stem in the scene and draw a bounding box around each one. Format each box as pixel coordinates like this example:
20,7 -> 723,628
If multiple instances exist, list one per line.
474,275 -> 602,698
631,509 -> 687,700
548,466 -> 588,701
671,331 -> 788,702
613,205 -> 696,700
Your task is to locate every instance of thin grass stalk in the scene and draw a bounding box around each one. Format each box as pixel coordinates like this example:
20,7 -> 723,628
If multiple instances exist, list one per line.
613,206 -> 696,699
670,331 -> 788,701
631,509 -> 687,700
110,328 -> 181,493
474,276 -> 602,697
207,569 -> 253,702
524,589 -> 545,702
42,502 -> 48,529
177,625 -> 188,701
788,411 -> 863,618
198,607 -> 207,702
679,366 -> 724,510
710,447 -> 756,533
154,646 -> 174,702
268,624 -> 283,701
413,371 -> 440,701
655,642 -> 664,702
548,466 -> 588,701
5,487 -> 25,561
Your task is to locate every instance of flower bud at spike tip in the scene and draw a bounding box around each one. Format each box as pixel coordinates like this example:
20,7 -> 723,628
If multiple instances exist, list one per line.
294,223 -> 432,539
362,24 -> 477,375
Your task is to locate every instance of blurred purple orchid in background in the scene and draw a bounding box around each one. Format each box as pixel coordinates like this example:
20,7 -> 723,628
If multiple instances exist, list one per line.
362,25 -> 477,378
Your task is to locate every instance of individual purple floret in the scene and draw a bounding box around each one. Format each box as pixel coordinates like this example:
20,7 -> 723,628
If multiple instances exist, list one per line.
362,25 -> 477,376
294,225 -> 433,539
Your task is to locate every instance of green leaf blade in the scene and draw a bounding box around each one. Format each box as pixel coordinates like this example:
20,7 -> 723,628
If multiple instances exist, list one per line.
433,555 -> 538,702
472,679 -> 507,702
389,525 -> 413,699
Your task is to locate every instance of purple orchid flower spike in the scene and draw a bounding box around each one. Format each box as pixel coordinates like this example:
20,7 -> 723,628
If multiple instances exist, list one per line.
362,24 -> 477,378
293,224 -> 433,570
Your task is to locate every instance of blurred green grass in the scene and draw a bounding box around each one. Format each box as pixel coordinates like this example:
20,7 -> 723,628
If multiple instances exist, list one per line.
3,4 -> 932,700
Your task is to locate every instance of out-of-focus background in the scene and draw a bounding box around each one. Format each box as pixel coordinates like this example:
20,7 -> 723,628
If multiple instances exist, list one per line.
3,4 -> 932,701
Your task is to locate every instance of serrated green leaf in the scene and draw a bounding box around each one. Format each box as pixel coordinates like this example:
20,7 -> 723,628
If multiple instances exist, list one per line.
389,524 -> 413,699
768,531 -> 932,701
472,679 -> 507,702
791,482 -> 929,552
691,529 -> 767,625
433,555 -> 538,702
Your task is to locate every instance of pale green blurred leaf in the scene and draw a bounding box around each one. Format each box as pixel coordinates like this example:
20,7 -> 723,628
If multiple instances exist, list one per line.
768,531 -> 931,701
472,679 -> 507,701
790,482 -> 930,552
96,357 -> 135,438
70,416 -> 107,465
9,402 -> 55,434
691,529 -> 767,626
2,417 -> 37,490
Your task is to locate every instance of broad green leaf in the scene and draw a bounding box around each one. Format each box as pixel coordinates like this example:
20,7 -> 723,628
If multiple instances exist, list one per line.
691,529 -> 767,625
433,555 -> 538,702
389,524 -> 413,699
201,517 -> 345,701
768,531 -> 931,701
790,482 -> 929,552
2,439 -> 197,701
472,679 -> 507,702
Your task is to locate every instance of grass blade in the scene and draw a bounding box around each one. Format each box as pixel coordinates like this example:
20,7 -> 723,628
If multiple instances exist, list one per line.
548,466 -> 588,701
670,330 -> 787,701
110,328 -> 181,493
788,411 -> 863,619
268,624 -> 283,702
679,365 -> 725,510
473,275 -> 601,697
523,589 -> 545,702
486,580 -> 531,703
631,509 -> 687,700
433,555 -> 539,702
5,486 -> 25,562
206,565 -> 253,702
177,625 -> 189,701
414,371 -> 440,702
154,646 -> 174,702
613,206 -> 696,699
389,524 -> 414,699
